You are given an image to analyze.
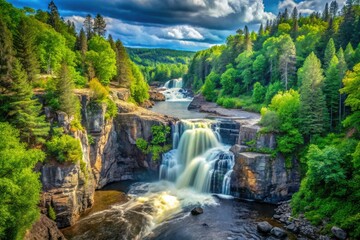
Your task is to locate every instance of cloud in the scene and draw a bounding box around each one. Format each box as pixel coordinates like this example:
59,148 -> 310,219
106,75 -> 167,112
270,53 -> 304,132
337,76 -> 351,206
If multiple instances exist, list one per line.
279,0 -> 346,14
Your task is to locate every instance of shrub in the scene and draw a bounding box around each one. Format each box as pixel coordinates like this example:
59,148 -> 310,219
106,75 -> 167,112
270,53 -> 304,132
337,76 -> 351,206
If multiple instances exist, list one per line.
46,135 -> 83,163
105,98 -> 117,120
48,205 -> 56,221
89,78 -> 109,102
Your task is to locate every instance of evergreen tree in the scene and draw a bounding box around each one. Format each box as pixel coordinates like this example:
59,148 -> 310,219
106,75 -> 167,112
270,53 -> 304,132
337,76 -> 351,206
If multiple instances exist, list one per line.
291,7 -> 299,39
258,23 -> 264,36
330,1 -> 339,18
47,1 -> 61,31
244,25 -> 252,51
93,14 -> 106,36
108,34 -> 116,50
345,42 -> 355,68
0,18 -> 14,93
324,55 -> 341,130
56,63 -> 79,117
337,48 -> 348,130
83,14 -> 93,39
299,52 -> 328,139
76,28 -> 87,75
323,3 -> 330,22
324,38 -> 336,69
338,0 -> 356,47
15,18 -> 40,83
279,35 -> 296,90
115,40 -> 132,87
7,60 -> 49,144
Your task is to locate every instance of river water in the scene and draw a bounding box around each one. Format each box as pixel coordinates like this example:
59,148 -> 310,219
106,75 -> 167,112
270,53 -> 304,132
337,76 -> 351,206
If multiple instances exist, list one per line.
62,79 -> 285,240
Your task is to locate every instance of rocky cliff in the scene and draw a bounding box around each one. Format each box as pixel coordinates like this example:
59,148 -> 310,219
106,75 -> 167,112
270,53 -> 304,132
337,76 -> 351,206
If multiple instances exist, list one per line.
38,88 -> 176,229
230,125 -> 300,203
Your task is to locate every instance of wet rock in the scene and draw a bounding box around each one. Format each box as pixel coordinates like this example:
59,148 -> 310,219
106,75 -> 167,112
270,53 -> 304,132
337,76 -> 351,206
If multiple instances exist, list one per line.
191,207 -> 204,215
24,214 -> 66,240
270,227 -> 287,239
257,221 -> 273,233
273,214 -> 281,220
202,223 -> 209,227
285,223 -> 298,233
149,89 -> 165,101
331,226 -> 347,240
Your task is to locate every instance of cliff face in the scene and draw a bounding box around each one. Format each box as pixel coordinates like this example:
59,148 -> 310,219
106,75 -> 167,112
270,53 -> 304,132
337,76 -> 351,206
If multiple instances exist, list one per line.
230,125 -> 300,203
39,88 -> 176,229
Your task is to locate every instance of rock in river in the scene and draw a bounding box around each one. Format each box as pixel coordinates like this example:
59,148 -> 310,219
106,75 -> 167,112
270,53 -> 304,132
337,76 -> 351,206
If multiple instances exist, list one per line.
191,207 -> 204,215
257,221 -> 273,233
270,227 -> 287,239
331,226 -> 347,240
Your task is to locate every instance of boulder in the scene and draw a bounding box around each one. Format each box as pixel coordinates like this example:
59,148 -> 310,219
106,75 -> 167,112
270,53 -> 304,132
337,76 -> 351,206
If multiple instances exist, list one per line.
257,221 -> 273,233
149,89 -> 166,101
270,227 -> 287,239
285,223 -> 298,233
191,207 -> 204,215
24,214 -> 66,240
331,226 -> 347,240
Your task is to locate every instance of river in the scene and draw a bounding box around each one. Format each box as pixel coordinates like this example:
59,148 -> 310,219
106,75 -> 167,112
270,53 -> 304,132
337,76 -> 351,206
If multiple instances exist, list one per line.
62,79 -> 289,240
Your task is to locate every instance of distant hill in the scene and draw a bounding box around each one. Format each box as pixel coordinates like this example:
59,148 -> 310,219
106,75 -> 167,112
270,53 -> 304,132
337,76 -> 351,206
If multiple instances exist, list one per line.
126,48 -> 195,83
126,48 -> 195,66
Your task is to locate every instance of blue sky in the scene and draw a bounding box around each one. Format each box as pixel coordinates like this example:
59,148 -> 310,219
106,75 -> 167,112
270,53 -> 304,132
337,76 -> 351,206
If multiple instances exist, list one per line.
8,0 -> 345,51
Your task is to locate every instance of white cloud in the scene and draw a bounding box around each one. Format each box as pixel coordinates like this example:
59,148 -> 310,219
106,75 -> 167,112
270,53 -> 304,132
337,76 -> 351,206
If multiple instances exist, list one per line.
279,0 -> 346,14
165,26 -> 204,40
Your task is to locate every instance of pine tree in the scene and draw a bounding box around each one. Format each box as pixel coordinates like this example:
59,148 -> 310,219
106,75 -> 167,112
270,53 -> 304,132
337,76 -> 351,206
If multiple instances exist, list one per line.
48,1 -> 61,31
330,1 -> 339,18
76,28 -> 87,75
291,7 -> 299,39
345,42 -> 355,68
324,55 -> 340,130
0,18 -> 14,93
324,38 -> 336,69
323,3 -> 330,22
337,48 -> 348,130
244,26 -> 252,51
338,0 -> 356,47
115,40 -> 132,88
279,35 -> 296,90
83,14 -> 93,39
15,18 -> 40,83
93,14 -> 106,36
258,23 -> 264,36
7,60 -> 49,144
299,52 -> 328,139
56,63 -> 79,117
108,34 -> 116,50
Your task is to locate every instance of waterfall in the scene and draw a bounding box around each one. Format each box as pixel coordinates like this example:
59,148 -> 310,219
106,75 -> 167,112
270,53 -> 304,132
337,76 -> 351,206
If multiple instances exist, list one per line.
161,78 -> 191,102
160,120 -> 234,195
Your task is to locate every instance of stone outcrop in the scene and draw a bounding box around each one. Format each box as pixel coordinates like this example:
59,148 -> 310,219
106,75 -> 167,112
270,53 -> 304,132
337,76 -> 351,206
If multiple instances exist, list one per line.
39,88 -> 176,229
149,88 -> 166,101
230,123 -> 300,203
25,214 -> 66,240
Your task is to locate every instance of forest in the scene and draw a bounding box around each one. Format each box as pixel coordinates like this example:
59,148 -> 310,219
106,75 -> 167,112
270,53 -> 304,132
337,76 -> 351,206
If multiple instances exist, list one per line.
0,0 -> 150,238
185,0 -> 360,238
127,48 -> 194,83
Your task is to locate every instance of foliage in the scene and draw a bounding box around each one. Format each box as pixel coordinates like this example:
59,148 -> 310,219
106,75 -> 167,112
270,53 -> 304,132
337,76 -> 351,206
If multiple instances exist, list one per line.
136,125 -> 171,161
252,82 -> 266,103
0,122 -> 45,240
130,62 -> 149,104
46,134 -> 83,163
86,35 -> 116,85
48,205 -> 56,221
89,78 -> 109,102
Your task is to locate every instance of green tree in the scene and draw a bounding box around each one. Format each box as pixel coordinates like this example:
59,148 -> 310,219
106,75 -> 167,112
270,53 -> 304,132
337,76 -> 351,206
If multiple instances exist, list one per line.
279,35 -> 296,90
324,38 -> 336,69
86,35 -> 116,85
341,63 -> 360,131
220,67 -> 238,95
202,71 -> 219,101
7,60 -> 49,144
337,47 -> 347,128
15,18 -> 39,83
0,122 -> 45,239
291,7 -> 299,39
344,43 -> 355,69
299,52 -> 328,139
115,40 -> 132,88
0,17 -> 14,92
83,14 -> 93,39
324,55 -> 341,130
47,1 -> 61,31
130,62 -> 149,104
93,13 -> 106,36
252,54 -> 267,85
252,82 -> 265,103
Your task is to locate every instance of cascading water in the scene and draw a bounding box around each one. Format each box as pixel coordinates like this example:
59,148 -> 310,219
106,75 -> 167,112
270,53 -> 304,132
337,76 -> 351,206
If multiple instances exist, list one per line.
161,78 -> 192,101
160,120 -> 234,195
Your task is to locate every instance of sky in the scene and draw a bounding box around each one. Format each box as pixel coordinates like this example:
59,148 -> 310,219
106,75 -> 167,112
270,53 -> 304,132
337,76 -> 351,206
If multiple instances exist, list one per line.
8,0 -> 346,51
